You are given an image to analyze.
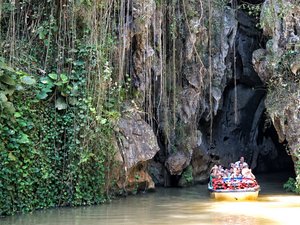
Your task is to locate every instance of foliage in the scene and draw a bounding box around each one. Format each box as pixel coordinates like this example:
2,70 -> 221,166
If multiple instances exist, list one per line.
269,50 -> 300,85
181,165 -> 194,185
0,58 -> 35,116
260,0 -> 292,33
265,50 -> 300,116
283,177 -> 299,194
240,2 -> 262,19
0,0 -> 122,216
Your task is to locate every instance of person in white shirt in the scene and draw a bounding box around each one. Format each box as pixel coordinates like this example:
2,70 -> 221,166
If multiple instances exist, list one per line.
234,156 -> 248,168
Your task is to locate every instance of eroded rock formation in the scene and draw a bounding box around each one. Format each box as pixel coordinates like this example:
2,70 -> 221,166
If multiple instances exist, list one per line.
253,0 -> 300,183
116,110 -> 159,192
114,0 -> 297,190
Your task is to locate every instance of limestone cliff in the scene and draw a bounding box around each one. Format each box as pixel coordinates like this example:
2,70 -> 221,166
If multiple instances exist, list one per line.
253,0 -> 300,188
113,0 -> 298,190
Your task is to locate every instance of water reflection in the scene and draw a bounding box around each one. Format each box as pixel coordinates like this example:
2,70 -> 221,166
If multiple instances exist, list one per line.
209,195 -> 300,225
212,214 -> 261,225
1,173 -> 300,225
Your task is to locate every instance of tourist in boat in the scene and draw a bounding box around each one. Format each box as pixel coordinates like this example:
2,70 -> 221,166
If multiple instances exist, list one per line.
242,167 -> 256,188
231,166 -> 242,179
234,156 -> 248,168
210,165 -> 225,190
242,166 -> 256,180
228,166 -> 234,177
223,168 -> 231,178
222,168 -> 232,187
210,165 -> 219,178
209,158 -> 260,192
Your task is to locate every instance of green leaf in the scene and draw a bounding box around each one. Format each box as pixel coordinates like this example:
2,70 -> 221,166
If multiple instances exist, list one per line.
60,73 -> 68,83
40,76 -> 53,84
68,97 -> 78,106
16,85 -> 25,91
4,85 -> 15,96
3,101 -> 15,114
1,74 -> 16,85
48,73 -> 58,80
0,92 -> 7,102
16,70 -> 30,76
18,133 -> 30,144
38,26 -> 46,39
0,61 -> 15,73
36,91 -> 48,100
79,152 -> 94,165
42,86 -> 53,93
71,84 -> 80,96
14,112 -> 22,118
73,60 -> 84,66
54,81 -> 63,86
7,185 -> 14,191
8,152 -> 17,161
21,76 -> 36,85
55,97 -> 68,110
100,118 -> 107,124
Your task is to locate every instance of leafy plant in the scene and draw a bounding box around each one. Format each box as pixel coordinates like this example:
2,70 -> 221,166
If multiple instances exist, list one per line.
240,2 -> 261,19
283,177 -> 298,193
182,165 -> 194,185
0,0 -> 121,216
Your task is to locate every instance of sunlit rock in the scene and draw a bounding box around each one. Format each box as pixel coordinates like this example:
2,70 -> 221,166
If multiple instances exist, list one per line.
255,0 -> 300,178
116,111 -> 159,191
165,151 -> 190,176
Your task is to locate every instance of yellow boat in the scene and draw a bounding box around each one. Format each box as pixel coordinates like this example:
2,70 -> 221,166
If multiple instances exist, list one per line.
208,178 -> 260,201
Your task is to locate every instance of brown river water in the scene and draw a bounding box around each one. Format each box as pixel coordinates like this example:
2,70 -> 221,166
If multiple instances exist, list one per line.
1,172 -> 300,225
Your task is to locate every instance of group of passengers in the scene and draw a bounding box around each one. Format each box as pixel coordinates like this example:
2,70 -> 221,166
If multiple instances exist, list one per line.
210,157 -> 257,190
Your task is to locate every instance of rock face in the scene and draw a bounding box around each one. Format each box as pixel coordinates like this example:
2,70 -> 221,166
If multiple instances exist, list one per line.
118,112 -> 159,168
165,151 -> 191,175
253,0 -> 300,184
193,8 -> 288,173
116,111 -> 159,192
113,0 -> 297,189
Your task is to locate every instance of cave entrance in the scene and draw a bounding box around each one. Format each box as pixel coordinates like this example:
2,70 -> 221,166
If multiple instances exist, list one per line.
255,112 -> 295,176
208,0 -> 295,181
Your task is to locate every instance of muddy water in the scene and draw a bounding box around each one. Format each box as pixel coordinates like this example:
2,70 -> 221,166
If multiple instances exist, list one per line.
2,172 -> 299,225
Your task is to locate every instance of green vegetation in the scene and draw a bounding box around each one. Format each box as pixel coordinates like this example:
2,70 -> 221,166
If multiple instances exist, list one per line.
260,0 -> 293,34
0,0 -> 123,216
240,2 -> 261,19
181,165 -> 194,185
284,177 -> 300,194
1,0 -> 299,217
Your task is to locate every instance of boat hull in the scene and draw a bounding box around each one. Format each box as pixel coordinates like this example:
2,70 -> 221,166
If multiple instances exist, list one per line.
208,181 -> 260,201
210,190 -> 259,201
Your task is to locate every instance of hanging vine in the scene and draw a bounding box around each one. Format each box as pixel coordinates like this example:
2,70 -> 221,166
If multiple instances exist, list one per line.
0,0 -> 123,216
232,0 -> 238,125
